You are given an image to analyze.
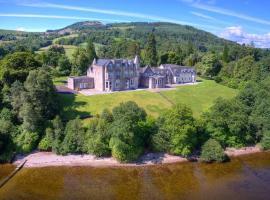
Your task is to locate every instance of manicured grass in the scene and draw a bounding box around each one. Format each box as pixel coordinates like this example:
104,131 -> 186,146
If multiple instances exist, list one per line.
160,80 -> 238,118
58,79 -> 238,121
58,90 -> 171,120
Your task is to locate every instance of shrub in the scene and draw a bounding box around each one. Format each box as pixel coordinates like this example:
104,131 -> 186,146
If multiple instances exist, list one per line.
261,131 -> 270,150
16,130 -> 39,154
38,136 -> 50,151
200,139 -> 226,163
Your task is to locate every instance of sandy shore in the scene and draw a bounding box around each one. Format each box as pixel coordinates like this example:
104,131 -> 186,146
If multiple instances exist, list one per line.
13,146 -> 262,168
225,146 -> 261,156
13,152 -> 187,168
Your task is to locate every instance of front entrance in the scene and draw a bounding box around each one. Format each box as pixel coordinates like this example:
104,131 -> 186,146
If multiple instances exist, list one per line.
126,80 -> 130,89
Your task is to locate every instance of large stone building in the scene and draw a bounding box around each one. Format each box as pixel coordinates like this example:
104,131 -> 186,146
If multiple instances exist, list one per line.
67,56 -> 196,91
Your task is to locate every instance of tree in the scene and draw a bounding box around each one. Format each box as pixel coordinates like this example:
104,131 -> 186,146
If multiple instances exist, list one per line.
200,139 -> 226,163
86,39 -> 97,63
204,98 -> 251,148
152,104 -> 198,156
11,69 -> 58,133
0,52 -> 41,86
195,52 -> 222,78
43,45 -> 65,68
261,131 -> 270,150
57,55 -> 71,75
222,44 -> 229,63
145,33 -> 157,66
84,118 -> 111,156
15,130 -> 39,154
0,108 -> 17,161
45,116 -> 65,154
62,118 -> 85,154
109,119 -> 144,162
71,48 -> 89,75
112,101 -> 146,123
109,101 -> 147,162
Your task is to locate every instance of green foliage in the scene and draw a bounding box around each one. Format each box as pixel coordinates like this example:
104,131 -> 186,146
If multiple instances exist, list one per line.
45,116 -> 65,154
84,118 -> 111,156
62,118 -> 85,154
204,98 -> 251,148
0,52 -> 41,86
38,136 -> 50,151
145,33 -> 157,66
159,51 -> 182,65
112,101 -> 146,123
86,39 -> 97,63
109,101 -> 147,162
71,48 -> 89,75
195,52 -> 222,78
42,45 -> 65,68
0,109 -> 17,162
222,44 -> 229,63
200,139 -> 225,163
261,131 -> 270,150
15,130 -> 39,154
152,104 -> 198,156
13,68 -> 58,133
57,55 -> 71,75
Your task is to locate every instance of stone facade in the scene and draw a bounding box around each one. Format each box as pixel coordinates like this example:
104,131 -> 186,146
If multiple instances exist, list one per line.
67,56 -> 196,91
87,56 -> 139,91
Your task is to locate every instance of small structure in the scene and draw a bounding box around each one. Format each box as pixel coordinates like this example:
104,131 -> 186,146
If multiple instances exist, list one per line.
67,76 -> 94,91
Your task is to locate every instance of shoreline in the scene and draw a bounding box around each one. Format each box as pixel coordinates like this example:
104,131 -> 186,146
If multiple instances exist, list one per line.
12,146 -> 262,168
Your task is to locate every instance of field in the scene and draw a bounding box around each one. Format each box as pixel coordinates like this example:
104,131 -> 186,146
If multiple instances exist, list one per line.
57,79 -> 238,121
36,45 -> 77,59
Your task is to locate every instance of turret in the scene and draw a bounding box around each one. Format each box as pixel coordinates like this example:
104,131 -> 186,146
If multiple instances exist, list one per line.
134,55 -> 140,68
92,58 -> 97,65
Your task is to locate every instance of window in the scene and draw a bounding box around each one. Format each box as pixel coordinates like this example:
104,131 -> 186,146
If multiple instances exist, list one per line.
115,80 -> 120,88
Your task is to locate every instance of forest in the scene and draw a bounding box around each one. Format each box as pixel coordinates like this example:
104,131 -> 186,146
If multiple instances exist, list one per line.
0,21 -> 270,163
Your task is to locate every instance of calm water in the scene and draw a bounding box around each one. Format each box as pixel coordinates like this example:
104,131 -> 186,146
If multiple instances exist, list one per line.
0,152 -> 270,200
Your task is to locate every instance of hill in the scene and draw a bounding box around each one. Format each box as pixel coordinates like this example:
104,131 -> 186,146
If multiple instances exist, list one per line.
51,21 -> 237,53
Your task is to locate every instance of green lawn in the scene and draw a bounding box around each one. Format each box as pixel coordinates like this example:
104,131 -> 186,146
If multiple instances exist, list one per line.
57,79 -> 238,120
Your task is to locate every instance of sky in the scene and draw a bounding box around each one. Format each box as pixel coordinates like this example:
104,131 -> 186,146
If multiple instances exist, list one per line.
1,0 -> 270,48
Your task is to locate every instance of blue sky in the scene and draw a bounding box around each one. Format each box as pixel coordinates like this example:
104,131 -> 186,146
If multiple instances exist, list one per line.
1,0 -> 270,47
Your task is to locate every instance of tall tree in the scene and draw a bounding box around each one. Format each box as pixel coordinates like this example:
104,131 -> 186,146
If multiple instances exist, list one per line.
152,104 -> 198,156
86,39 -> 97,63
222,44 -> 229,63
145,33 -> 157,66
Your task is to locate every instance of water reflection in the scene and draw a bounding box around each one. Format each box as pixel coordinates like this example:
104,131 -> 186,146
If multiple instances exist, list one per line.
0,152 -> 269,200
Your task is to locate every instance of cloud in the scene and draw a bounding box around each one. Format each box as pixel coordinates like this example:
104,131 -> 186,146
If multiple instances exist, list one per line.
190,11 -> 215,20
16,27 -> 25,31
220,26 -> 270,48
0,13 -> 128,22
191,3 -> 270,26
20,2 -> 198,26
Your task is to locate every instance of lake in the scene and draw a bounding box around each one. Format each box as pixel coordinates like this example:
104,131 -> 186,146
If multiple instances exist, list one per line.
0,152 -> 269,200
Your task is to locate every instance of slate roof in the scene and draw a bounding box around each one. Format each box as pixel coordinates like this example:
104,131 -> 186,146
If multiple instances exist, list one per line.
94,58 -> 135,67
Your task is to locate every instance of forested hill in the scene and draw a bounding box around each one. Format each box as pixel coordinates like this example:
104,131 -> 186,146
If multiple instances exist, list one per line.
50,21 -> 236,52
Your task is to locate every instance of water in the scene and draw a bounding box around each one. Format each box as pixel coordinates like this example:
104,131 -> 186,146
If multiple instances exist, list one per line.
0,152 -> 269,200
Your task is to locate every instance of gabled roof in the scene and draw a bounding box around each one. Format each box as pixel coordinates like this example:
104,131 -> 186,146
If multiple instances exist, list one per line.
160,64 -> 195,76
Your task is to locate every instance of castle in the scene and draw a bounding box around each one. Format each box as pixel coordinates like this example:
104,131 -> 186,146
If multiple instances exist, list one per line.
67,56 -> 196,91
